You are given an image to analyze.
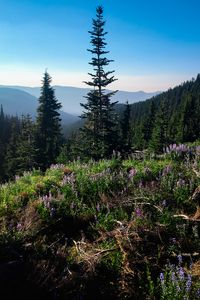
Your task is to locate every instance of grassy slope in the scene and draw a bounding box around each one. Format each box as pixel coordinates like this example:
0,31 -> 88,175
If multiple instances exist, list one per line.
0,150 -> 200,299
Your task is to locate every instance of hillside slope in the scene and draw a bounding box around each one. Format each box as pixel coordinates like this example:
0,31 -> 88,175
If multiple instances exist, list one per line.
129,75 -> 200,148
0,152 -> 200,299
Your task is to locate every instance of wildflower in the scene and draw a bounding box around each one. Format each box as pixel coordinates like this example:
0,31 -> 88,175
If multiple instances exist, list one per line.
135,207 -> 142,218
16,223 -> 22,230
176,179 -> 185,188
171,271 -> 176,283
178,267 -> 185,281
162,165 -> 172,176
160,272 -> 165,284
177,254 -> 182,265
196,288 -> 200,298
185,274 -> 192,292
128,168 -> 137,179
96,202 -> 100,212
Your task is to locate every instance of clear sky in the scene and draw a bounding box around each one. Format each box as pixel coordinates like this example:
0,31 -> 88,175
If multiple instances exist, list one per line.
0,0 -> 200,91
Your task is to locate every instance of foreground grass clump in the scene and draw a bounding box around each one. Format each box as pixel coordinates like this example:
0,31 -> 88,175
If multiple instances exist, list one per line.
0,152 -> 200,299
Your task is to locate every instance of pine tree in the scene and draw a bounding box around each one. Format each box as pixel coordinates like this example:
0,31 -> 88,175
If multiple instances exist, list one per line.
149,100 -> 169,153
142,101 -> 156,147
120,101 -> 132,153
16,115 -> 36,173
36,71 -> 62,170
4,118 -> 21,179
180,93 -> 200,142
80,6 -> 118,159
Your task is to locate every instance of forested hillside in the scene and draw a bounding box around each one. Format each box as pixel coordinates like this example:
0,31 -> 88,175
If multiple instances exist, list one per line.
129,75 -> 200,151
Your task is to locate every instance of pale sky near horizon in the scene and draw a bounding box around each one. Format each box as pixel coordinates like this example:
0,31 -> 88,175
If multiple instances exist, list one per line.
0,0 -> 200,92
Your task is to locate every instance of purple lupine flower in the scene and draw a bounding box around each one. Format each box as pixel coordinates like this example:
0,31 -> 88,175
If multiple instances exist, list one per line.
162,165 -> 172,176
178,267 -> 185,281
135,207 -> 142,218
185,274 -> 192,292
160,272 -> 165,284
96,202 -> 100,212
16,223 -> 22,230
171,271 -> 176,284
196,288 -> 200,298
128,168 -> 137,178
50,164 -> 65,170
177,254 -> 182,265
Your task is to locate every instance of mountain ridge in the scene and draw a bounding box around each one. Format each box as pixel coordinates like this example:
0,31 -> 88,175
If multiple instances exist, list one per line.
0,85 -> 160,115
0,87 -> 78,125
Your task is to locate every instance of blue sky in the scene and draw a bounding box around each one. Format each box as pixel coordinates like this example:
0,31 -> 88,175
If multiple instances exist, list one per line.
0,0 -> 200,91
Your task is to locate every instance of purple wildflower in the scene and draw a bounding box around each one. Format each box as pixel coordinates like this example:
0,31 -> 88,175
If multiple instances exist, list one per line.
128,168 -> 137,179
185,274 -> 192,292
160,272 -> 165,284
196,288 -> 200,298
178,267 -> 185,281
16,223 -> 22,230
135,207 -> 142,218
162,165 -> 172,176
177,254 -> 182,265
96,202 -> 100,212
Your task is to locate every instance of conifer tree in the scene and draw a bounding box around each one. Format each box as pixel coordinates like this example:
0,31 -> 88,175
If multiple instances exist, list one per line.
36,71 -> 62,170
80,6 -> 118,159
4,118 -> 21,179
142,101 -> 156,147
120,101 -> 132,153
16,115 -> 36,173
149,100 -> 169,153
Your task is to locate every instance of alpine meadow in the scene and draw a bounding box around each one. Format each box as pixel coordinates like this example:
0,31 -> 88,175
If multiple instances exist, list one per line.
0,2 -> 200,300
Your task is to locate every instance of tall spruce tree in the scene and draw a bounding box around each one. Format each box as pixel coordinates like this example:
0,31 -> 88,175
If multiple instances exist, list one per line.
80,6 -> 118,159
36,72 -> 62,170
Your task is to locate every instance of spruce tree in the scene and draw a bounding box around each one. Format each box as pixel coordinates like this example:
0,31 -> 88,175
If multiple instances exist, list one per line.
80,6 -> 118,159
120,101 -> 132,153
16,115 -> 36,173
36,72 -> 62,170
4,118 -> 21,179
142,101 -> 156,147
149,100 -> 169,153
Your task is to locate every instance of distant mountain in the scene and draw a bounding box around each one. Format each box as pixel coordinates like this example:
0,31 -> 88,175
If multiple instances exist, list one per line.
0,87 -> 78,125
0,85 -> 160,115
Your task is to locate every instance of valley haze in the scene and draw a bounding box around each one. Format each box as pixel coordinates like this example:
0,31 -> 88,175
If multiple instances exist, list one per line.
0,85 -> 160,115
